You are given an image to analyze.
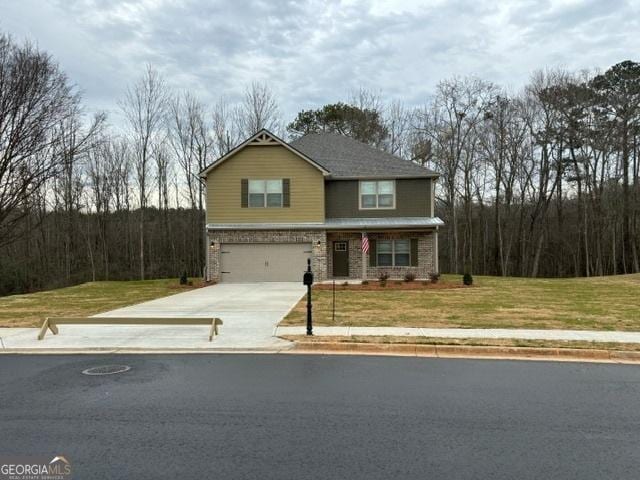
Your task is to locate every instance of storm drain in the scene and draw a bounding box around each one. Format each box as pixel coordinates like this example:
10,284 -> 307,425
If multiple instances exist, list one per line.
82,365 -> 131,376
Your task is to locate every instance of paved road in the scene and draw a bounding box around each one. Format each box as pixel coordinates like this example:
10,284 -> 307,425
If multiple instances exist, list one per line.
1,355 -> 639,479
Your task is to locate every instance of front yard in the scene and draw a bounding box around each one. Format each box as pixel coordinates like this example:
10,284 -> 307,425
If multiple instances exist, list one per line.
282,274 -> 640,331
0,278 -> 203,327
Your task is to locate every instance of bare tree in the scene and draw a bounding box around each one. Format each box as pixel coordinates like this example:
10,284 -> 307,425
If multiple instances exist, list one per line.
52,107 -> 105,280
236,81 -> 281,137
416,76 -> 498,273
119,65 -> 169,279
169,93 -> 212,209
212,97 -> 240,157
384,100 -> 411,158
0,35 -> 77,247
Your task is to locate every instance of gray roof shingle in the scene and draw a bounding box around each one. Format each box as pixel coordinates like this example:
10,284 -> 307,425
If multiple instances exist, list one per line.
289,132 -> 438,178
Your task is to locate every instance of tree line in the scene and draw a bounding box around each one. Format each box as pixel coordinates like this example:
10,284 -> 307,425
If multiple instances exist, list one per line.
288,66 -> 640,278
0,33 -> 638,295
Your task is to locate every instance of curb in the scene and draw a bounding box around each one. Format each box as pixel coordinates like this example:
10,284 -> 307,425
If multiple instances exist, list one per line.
289,342 -> 640,364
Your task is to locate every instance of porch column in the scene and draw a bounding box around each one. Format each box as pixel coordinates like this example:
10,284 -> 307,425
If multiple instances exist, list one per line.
361,231 -> 367,280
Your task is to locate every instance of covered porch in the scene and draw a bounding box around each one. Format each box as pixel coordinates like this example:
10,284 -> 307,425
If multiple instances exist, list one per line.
324,217 -> 442,280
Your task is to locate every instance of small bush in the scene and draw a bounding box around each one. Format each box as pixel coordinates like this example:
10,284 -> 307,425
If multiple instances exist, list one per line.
463,273 -> 473,286
429,272 -> 440,284
361,280 -> 369,285
421,280 -> 429,286
342,281 -> 349,287
179,271 -> 188,285
404,272 -> 416,282
378,272 -> 389,286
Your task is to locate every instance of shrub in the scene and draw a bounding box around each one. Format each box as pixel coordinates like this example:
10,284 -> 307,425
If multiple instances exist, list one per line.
179,271 -> 188,285
429,272 -> 440,284
463,273 -> 473,286
378,272 -> 389,286
421,280 -> 429,286
404,272 -> 416,282
342,281 -> 349,287
361,280 -> 369,285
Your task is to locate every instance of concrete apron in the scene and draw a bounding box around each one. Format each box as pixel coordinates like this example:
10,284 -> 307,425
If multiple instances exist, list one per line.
0,283 -> 306,352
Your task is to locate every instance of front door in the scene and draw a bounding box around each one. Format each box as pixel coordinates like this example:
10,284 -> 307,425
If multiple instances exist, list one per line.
332,241 -> 349,277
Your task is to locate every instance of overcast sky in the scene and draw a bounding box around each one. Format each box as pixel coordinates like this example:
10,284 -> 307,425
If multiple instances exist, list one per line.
2,0 -> 639,124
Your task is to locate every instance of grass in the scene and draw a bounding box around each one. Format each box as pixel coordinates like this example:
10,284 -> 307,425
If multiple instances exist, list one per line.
282,334 -> 640,352
282,274 -> 640,331
0,278 -> 203,327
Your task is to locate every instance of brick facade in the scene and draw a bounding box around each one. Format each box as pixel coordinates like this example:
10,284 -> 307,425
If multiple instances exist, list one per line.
207,230 -> 327,282
326,231 -> 436,280
207,229 -> 437,282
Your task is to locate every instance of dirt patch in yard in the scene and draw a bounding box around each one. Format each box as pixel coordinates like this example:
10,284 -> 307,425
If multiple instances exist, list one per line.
315,281 -> 467,291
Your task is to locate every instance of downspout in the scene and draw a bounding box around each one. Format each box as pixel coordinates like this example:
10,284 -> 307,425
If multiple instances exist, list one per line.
432,177 -> 439,274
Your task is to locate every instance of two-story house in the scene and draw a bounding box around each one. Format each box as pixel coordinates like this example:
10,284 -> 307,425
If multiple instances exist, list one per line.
200,129 -> 443,282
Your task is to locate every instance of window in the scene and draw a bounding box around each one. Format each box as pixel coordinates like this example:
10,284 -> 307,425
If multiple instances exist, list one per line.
334,241 -> 347,252
377,239 -> 411,267
249,179 -> 283,208
360,180 -> 395,209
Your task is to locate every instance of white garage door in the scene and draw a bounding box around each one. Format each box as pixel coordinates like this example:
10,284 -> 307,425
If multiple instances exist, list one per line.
220,243 -> 312,282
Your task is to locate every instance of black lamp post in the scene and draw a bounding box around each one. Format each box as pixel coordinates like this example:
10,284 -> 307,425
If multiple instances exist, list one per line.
302,258 -> 314,335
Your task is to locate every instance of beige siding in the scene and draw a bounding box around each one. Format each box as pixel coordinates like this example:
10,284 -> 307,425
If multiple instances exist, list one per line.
206,145 -> 325,223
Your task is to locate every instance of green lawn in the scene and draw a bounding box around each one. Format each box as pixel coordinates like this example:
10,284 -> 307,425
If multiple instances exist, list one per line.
282,274 -> 640,331
0,279 -> 202,327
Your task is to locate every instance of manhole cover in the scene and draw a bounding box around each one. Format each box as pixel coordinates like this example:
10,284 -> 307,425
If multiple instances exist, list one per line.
82,365 -> 131,376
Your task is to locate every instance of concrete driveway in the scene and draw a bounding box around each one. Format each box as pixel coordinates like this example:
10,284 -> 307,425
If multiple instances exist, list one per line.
0,283 -> 305,352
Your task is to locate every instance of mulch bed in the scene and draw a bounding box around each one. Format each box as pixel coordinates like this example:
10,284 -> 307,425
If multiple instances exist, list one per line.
314,281 -> 468,291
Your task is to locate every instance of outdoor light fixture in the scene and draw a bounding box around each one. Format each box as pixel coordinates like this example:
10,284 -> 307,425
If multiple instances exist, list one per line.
209,241 -> 216,248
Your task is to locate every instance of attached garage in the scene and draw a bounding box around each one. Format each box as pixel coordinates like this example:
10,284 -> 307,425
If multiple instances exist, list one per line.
219,243 -> 312,282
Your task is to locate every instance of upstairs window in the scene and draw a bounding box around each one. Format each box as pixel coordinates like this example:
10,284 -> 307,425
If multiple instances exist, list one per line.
360,180 -> 395,209
248,179 -> 283,208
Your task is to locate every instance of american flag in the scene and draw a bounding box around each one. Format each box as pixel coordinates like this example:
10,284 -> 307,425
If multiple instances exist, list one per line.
361,233 -> 369,254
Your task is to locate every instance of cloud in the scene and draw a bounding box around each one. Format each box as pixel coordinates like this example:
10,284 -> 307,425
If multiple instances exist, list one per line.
1,0 -> 638,124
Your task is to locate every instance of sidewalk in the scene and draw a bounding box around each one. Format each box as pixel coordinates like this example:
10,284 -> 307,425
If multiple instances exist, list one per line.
275,326 -> 640,343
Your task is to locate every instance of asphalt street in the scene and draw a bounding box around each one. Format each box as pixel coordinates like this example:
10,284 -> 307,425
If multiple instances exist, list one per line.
1,354 -> 639,479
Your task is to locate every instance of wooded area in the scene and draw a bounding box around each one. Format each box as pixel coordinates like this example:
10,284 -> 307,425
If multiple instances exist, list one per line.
0,33 -> 639,295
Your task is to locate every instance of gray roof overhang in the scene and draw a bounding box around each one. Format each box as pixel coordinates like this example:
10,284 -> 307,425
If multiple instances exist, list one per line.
207,217 -> 444,231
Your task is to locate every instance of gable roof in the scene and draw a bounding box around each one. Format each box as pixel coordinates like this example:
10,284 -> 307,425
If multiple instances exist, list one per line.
290,132 -> 439,179
199,129 -> 330,178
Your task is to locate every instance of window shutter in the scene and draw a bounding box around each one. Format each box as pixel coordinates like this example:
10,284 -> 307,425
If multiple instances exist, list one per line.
283,179 -> 290,207
369,239 -> 377,267
410,238 -> 419,266
241,179 -> 248,208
